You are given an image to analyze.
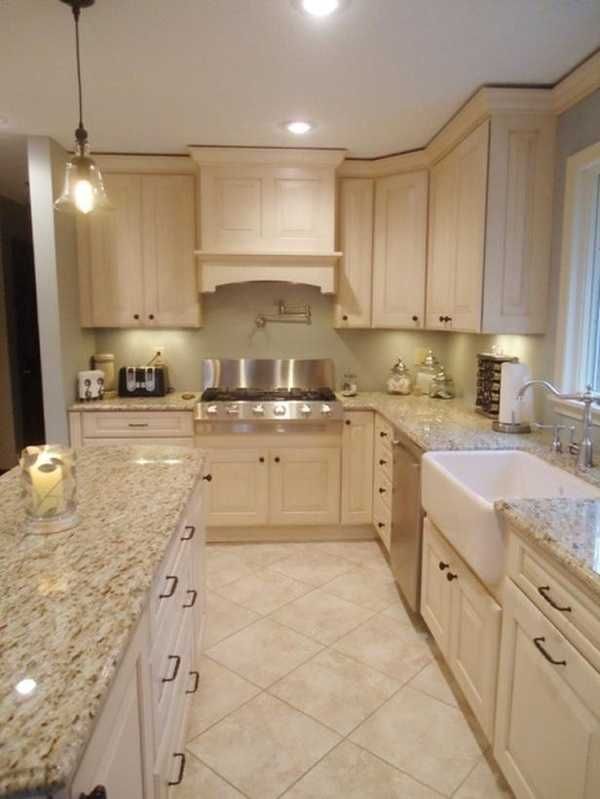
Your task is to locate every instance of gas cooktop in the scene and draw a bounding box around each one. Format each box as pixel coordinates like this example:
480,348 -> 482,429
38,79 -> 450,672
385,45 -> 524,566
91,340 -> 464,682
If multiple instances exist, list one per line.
201,387 -> 337,403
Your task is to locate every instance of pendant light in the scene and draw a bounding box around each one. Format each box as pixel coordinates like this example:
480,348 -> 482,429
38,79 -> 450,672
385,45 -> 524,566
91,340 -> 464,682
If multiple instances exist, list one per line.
54,0 -> 111,214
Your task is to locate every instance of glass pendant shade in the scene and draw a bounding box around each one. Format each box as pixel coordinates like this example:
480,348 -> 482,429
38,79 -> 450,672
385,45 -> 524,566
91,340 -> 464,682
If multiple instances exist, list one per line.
54,143 -> 111,215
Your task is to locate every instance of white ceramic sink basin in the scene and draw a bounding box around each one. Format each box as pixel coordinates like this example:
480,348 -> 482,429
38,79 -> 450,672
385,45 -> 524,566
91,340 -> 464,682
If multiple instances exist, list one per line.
421,450 -> 600,586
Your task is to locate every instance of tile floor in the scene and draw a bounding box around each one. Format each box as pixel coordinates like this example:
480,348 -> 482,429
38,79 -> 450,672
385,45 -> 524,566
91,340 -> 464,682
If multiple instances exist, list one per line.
174,540 -> 514,799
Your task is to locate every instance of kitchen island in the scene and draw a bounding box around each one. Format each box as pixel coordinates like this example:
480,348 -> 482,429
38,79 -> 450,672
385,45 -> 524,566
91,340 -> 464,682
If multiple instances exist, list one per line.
0,445 -> 207,799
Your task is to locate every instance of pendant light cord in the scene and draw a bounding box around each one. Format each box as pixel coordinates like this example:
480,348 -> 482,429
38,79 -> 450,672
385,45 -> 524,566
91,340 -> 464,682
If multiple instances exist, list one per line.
71,4 -> 87,147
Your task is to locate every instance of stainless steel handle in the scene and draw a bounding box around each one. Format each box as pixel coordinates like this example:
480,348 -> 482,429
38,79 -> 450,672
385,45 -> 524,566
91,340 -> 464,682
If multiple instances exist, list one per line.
168,753 -> 186,786
533,636 -> 567,666
159,575 -> 178,599
162,655 -> 181,683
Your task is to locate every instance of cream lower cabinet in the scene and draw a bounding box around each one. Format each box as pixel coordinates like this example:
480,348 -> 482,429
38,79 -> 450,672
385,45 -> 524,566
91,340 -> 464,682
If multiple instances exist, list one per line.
421,520 -> 501,741
270,447 -> 341,526
341,411 -> 374,525
69,410 -> 195,449
206,448 -> 269,526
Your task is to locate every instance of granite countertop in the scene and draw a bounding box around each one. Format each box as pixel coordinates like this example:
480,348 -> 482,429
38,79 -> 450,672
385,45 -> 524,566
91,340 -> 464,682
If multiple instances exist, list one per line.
0,445 -> 206,799
70,392 -> 200,412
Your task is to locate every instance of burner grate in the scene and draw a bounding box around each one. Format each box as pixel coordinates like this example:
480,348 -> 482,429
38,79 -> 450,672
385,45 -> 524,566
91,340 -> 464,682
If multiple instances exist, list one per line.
201,387 -> 337,402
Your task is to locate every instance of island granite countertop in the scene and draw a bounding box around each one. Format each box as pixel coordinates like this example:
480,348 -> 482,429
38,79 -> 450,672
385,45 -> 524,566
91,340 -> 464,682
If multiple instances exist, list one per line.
0,445 -> 206,799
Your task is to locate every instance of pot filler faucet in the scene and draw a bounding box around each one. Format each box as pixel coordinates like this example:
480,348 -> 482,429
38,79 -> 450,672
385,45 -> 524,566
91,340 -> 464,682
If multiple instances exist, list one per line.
516,380 -> 600,471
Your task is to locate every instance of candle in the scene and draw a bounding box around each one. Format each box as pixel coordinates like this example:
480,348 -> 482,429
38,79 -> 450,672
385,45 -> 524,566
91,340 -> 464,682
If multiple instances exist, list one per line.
20,446 -> 78,533
30,450 -> 64,516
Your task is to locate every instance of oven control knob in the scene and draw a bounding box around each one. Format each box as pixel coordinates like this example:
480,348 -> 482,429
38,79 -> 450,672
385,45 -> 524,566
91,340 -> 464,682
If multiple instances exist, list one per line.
226,403 -> 240,416
321,404 -> 332,416
300,403 -> 312,416
252,404 -> 265,416
273,404 -> 286,417
206,404 -> 218,416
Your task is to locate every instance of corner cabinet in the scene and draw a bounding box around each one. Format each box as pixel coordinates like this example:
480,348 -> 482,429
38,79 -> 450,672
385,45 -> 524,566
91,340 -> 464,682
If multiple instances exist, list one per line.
335,179 -> 374,328
77,173 -> 200,328
426,113 -> 555,334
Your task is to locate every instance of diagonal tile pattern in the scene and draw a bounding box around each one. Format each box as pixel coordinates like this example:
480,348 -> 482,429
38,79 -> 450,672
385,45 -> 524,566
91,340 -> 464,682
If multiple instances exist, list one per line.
178,540 -> 513,799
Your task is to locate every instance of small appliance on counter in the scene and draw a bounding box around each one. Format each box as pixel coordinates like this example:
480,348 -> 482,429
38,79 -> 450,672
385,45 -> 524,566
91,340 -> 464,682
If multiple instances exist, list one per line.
414,350 -> 440,395
118,366 -> 170,397
78,370 -> 105,401
429,366 -> 456,399
475,352 -> 519,419
386,358 -> 412,395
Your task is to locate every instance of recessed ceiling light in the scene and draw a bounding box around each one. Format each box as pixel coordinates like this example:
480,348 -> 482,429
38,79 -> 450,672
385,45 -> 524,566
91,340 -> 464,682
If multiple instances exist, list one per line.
301,0 -> 340,16
284,120 -> 314,135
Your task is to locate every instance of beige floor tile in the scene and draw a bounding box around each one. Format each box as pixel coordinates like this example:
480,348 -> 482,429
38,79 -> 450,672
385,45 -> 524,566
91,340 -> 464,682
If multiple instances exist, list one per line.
204,591 -> 260,649
270,588 -> 375,645
270,648 -> 400,735
408,659 -> 460,708
215,569 -> 312,615
206,550 -> 254,590
170,753 -> 245,799
453,755 -> 514,798
186,657 -> 261,740
206,617 -> 322,688
350,686 -> 484,797
283,740 -> 442,799
187,693 -> 340,799
229,542 -> 300,571
321,567 -> 402,611
333,613 -> 433,683
380,600 -> 414,625
269,550 -> 355,587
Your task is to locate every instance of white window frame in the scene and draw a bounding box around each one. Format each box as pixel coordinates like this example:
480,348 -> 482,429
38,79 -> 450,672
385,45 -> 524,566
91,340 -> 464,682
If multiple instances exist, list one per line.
554,139 -> 600,423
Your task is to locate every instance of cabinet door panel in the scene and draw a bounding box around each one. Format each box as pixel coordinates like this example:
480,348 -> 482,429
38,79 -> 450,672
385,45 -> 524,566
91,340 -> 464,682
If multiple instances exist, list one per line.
206,449 -> 268,526
426,157 -> 457,329
372,172 -> 428,328
420,520 -> 452,656
78,173 -> 144,327
270,447 -> 341,525
341,411 -> 374,525
495,580 -> 600,799
142,174 -> 200,328
335,179 -> 374,327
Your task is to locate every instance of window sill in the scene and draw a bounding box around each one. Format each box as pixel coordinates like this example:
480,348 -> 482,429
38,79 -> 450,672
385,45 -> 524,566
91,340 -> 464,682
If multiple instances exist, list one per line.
552,398 -> 600,427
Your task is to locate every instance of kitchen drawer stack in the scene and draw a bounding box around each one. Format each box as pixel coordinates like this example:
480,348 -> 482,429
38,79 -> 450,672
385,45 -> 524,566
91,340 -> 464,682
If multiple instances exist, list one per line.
150,486 -> 205,797
373,415 -> 393,551
475,353 -> 518,418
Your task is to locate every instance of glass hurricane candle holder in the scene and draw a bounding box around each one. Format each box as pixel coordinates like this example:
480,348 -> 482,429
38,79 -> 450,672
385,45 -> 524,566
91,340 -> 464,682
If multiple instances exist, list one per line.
20,445 -> 79,534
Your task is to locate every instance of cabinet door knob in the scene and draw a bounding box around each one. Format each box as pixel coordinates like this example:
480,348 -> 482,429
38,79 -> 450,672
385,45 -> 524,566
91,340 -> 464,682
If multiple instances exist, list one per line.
259,456 -> 265,463
438,561 -> 449,571
202,474 -> 213,482
274,456 -> 280,463
412,315 -> 419,322
439,315 -> 444,323
159,574 -> 178,599
345,419 -> 351,426
342,314 -> 349,321
446,572 -> 458,582
379,459 -> 387,465
168,753 -> 186,787
533,636 -> 567,666
378,487 -> 386,494
186,670 -> 200,695
377,522 -> 385,528
148,314 -> 155,320
162,654 -> 181,683
380,431 -> 387,438
133,314 -> 140,320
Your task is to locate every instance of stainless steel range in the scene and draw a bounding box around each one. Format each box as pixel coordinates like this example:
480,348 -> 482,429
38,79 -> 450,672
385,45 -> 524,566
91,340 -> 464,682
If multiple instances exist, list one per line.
196,358 -> 343,424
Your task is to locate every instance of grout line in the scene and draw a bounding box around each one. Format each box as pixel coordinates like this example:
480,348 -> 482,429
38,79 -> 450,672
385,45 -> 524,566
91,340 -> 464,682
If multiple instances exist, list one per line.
185,747 -> 253,799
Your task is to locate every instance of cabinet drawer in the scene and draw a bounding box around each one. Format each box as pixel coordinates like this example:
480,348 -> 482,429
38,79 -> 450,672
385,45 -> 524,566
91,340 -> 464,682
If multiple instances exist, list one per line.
374,468 -> 392,510
507,533 -> 600,672
374,438 -> 393,481
375,415 -> 394,450
373,494 -> 391,552
82,411 -> 194,438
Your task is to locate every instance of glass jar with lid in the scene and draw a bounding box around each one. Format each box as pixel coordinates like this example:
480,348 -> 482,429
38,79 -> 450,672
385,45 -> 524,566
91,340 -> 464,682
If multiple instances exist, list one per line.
414,350 -> 440,395
341,372 -> 358,397
429,366 -> 456,399
386,359 -> 412,395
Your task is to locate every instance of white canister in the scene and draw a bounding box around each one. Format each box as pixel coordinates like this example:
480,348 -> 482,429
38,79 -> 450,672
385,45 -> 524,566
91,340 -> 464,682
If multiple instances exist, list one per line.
78,370 -> 105,401
92,353 -> 116,392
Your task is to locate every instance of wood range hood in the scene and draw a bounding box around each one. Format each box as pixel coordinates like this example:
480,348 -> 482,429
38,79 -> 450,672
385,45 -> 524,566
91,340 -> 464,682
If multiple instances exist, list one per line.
189,146 -> 346,294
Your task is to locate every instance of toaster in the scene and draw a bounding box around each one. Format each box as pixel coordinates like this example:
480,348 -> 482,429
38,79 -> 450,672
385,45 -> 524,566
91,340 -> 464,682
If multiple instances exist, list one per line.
118,366 -> 170,397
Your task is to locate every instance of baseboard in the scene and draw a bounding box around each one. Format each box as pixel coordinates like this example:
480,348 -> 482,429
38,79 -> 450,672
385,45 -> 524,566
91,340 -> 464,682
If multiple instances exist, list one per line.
207,524 -> 376,543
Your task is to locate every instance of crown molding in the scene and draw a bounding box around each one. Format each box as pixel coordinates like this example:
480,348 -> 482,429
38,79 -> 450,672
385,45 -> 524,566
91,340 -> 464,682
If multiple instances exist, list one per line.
94,153 -> 196,173
337,149 -> 427,177
552,49 -> 600,115
189,146 -> 346,168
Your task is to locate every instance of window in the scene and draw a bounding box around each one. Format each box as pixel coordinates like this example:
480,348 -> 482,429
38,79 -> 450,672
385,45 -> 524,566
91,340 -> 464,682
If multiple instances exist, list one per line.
555,141 -> 600,403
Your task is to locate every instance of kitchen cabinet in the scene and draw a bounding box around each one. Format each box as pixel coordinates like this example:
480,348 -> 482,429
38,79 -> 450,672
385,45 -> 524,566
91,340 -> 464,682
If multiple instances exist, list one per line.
270,447 -> 341,526
372,171 -> 428,329
421,520 -> 501,741
426,113 -> 555,334
335,179 -> 374,327
341,411 -> 374,524
206,448 -> 269,527
78,172 -> 200,328
69,410 -> 195,449
495,579 -> 600,799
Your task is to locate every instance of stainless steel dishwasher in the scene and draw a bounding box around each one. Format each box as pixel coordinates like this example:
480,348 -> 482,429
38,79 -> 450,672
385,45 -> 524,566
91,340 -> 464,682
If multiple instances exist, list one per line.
389,428 -> 424,613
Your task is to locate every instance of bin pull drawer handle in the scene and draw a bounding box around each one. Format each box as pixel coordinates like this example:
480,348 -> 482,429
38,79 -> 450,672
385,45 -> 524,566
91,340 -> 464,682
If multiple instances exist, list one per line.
162,655 -> 181,683
183,589 -> 197,608
533,636 -> 567,666
168,753 -> 186,787
537,585 -> 572,613
127,423 -> 149,428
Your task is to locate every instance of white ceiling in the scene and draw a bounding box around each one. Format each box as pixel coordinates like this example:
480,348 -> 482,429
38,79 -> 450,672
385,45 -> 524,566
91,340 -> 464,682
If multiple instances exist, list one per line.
1,0 -> 599,158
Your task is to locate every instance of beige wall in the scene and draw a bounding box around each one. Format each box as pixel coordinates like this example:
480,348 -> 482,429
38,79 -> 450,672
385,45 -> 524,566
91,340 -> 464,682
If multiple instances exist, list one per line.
95,282 -> 451,392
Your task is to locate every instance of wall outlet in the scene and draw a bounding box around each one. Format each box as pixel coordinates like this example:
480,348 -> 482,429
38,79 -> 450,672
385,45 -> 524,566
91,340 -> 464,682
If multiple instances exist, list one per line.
414,347 -> 427,365
152,345 -> 166,364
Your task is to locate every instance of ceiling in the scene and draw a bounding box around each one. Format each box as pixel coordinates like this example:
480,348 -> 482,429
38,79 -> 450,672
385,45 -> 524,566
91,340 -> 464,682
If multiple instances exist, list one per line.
0,135 -> 28,204
1,0 -> 599,158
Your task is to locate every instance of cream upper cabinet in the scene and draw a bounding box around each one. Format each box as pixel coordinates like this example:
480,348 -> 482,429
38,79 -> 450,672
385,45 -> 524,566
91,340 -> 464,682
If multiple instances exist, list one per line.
269,447 -> 341,526
199,164 -> 336,254
426,113 -> 555,334
341,411 -> 374,524
372,171 -> 428,329
426,122 -> 489,332
78,172 -> 200,328
495,579 -> 600,799
335,179 -> 374,328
